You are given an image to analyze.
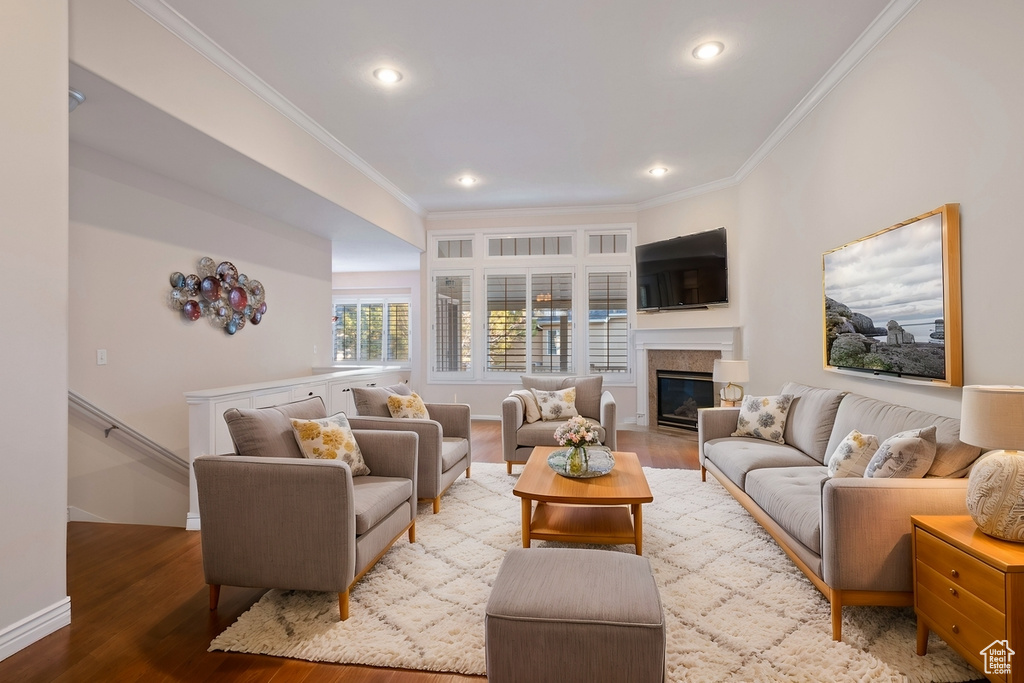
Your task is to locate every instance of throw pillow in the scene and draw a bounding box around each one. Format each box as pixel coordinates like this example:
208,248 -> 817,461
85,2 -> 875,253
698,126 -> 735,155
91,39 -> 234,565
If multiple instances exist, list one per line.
827,429 -> 881,478
531,386 -> 579,421
351,383 -> 414,417
289,413 -> 370,475
731,394 -> 795,444
864,426 -> 938,478
510,389 -> 542,423
387,392 -> 430,419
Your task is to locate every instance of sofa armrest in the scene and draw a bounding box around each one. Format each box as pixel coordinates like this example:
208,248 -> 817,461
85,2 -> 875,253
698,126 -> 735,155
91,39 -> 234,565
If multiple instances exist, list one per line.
600,390 -> 617,451
821,477 -> 970,592
351,429 -> 419,494
697,407 -> 740,465
193,455 -> 357,590
424,403 -> 472,440
501,396 -> 525,461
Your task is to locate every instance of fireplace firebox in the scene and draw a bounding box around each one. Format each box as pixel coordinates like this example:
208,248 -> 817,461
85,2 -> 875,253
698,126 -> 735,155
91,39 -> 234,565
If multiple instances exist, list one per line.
656,370 -> 715,430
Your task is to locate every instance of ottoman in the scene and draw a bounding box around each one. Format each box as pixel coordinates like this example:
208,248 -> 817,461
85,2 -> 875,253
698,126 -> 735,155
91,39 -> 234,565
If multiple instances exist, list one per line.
485,547 -> 665,683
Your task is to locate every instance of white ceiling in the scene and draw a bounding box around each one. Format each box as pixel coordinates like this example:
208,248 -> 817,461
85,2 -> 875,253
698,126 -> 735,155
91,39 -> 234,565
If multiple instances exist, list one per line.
70,0 -> 900,269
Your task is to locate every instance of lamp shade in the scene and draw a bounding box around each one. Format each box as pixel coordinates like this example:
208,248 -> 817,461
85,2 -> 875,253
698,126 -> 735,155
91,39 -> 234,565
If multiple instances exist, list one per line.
713,360 -> 749,384
960,385 -> 1024,451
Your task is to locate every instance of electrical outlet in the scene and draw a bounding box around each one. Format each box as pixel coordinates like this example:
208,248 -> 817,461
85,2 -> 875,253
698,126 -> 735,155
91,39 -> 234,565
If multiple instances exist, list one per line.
97,349 -> 107,365
313,345 -> 318,354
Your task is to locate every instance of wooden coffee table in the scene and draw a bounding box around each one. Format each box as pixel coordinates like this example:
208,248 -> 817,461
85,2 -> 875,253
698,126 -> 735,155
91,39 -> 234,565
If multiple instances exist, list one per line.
512,446 -> 653,554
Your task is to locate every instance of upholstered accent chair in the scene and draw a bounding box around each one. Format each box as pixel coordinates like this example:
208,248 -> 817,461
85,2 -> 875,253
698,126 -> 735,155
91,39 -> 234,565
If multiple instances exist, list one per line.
349,384 -> 471,514
192,397 -> 418,622
501,375 -> 617,473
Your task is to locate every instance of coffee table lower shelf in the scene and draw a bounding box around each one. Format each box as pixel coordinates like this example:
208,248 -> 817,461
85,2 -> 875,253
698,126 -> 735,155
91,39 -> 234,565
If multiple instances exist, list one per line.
523,502 -> 641,551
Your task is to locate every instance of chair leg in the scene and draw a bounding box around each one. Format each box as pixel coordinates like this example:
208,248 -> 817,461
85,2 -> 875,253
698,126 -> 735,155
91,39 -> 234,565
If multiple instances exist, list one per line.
701,466 -> 706,482
209,584 -> 221,611
506,461 -> 512,474
433,496 -> 441,514
465,465 -> 471,478
408,520 -> 416,544
339,590 -> 350,621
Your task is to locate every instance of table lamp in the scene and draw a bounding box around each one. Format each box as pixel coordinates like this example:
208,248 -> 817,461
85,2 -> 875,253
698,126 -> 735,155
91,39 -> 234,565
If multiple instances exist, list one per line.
713,360 -> 749,407
960,385 -> 1024,542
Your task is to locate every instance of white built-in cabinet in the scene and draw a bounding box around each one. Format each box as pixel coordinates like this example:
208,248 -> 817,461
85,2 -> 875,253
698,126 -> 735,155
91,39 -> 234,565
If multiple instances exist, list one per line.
184,366 -> 408,530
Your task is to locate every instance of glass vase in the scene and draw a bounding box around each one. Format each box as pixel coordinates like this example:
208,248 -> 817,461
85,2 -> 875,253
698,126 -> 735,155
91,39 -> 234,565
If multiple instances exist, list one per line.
566,446 -> 589,476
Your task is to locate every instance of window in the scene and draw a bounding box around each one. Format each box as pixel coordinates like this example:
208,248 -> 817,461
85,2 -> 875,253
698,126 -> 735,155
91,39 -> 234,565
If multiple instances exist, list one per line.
428,225 -> 635,382
587,271 -> 629,373
589,233 -> 628,254
530,272 -> 573,373
486,274 -> 527,372
333,299 -> 410,364
434,275 -> 472,372
437,239 -> 472,258
488,235 -> 573,256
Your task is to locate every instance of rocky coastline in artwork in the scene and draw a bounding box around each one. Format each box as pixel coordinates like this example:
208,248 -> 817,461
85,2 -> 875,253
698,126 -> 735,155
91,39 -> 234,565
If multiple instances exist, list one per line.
825,297 -> 945,378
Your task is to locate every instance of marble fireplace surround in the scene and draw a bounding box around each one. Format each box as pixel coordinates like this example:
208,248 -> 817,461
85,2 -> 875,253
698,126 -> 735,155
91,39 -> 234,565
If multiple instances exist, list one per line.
634,327 -> 739,426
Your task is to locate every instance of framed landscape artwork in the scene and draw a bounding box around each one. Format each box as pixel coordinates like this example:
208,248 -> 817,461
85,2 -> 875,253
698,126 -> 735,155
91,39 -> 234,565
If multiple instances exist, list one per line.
822,203 -> 962,387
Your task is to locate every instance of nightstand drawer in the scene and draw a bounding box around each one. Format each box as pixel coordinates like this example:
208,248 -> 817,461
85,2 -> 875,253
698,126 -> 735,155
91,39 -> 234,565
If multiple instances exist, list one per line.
916,560 -> 1005,635
916,529 -> 1005,610
918,583 -> 1001,670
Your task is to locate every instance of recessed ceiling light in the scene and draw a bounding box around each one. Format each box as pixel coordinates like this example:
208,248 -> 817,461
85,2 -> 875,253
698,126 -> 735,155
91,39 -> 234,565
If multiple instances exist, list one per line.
457,176 -> 477,186
649,167 -> 669,176
373,68 -> 403,83
693,42 -> 724,60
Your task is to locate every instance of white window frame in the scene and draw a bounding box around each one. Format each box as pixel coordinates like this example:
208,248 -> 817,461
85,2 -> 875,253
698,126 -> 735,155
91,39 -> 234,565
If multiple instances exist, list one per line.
332,296 -> 411,368
429,270 -> 474,379
427,225 -> 635,384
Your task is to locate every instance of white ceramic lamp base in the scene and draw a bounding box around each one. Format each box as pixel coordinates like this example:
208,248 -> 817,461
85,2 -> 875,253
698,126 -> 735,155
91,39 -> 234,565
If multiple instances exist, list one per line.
966,450 -> 1024,542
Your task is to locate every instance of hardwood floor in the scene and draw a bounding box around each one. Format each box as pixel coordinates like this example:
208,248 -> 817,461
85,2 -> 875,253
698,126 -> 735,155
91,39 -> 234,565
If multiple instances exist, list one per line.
0,421 -> 697,682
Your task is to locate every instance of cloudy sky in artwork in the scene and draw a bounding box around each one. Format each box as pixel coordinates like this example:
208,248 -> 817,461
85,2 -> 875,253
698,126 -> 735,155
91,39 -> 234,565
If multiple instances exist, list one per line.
824,213 -> 944,326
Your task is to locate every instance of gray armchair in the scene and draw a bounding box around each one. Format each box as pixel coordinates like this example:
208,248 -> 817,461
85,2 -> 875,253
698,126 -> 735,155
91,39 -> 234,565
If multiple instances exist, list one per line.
350,385 -> 471,514
193,398 -> 418,622
501,375 -> 617,473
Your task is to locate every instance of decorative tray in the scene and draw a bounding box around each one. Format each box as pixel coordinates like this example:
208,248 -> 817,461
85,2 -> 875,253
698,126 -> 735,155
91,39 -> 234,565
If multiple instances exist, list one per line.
547,447 -> 616,479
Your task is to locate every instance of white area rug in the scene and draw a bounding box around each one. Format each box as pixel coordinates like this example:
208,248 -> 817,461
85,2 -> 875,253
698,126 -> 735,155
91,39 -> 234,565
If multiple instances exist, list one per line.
209,463 -> 979,682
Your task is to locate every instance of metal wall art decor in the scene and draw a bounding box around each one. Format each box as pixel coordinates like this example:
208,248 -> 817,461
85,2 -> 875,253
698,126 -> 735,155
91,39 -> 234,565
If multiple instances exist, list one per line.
168,257 -> 267,335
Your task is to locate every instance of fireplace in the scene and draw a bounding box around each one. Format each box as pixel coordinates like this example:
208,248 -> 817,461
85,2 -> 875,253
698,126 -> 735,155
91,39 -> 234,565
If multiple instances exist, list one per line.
656,370 -> 714,430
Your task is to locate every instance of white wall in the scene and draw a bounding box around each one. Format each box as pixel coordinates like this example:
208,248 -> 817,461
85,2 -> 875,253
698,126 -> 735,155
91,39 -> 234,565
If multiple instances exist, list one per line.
636,185 -> 743,339
638,0 -> 1024,417
70,0 -> 424,250
68,145 -> 334,526
0,0 -> 71,660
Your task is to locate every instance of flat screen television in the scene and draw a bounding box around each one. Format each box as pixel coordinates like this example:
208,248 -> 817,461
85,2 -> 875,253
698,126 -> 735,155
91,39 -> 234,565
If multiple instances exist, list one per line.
636,227 -> 728,310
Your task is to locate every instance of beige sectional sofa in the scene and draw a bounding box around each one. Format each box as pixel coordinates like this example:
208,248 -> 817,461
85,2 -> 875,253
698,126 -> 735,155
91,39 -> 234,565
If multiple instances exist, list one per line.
698,382 -> 983,641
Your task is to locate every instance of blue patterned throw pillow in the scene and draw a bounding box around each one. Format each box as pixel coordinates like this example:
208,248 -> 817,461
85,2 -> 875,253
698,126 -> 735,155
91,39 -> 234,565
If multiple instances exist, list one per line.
731,394 -> 794,444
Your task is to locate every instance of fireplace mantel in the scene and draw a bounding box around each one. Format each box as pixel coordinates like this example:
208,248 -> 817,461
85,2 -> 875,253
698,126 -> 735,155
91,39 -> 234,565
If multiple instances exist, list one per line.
634,327 -> 740,426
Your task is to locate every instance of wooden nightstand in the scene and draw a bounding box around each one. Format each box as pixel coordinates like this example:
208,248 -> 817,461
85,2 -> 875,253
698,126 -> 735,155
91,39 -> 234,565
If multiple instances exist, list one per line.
912,515 -> 1024,682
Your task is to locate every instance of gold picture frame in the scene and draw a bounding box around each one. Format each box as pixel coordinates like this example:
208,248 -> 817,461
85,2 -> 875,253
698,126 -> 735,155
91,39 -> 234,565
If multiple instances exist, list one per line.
822,204 -> 962,387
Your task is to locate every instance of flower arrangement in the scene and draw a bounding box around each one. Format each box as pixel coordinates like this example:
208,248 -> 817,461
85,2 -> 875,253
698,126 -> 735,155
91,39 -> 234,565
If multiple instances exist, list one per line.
553,415 -> 601,448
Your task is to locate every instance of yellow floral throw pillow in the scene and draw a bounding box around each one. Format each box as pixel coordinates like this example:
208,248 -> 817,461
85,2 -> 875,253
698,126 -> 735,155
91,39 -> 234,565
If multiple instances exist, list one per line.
289,413 -> 370,476
386,392 -> 430,419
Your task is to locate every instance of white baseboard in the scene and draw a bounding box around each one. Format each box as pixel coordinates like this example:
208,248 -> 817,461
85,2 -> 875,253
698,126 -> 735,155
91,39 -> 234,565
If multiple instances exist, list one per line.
472,414 -> 500,421
67,506 -> 110,523
186,512 -> 201,531
0,597 -> 71,662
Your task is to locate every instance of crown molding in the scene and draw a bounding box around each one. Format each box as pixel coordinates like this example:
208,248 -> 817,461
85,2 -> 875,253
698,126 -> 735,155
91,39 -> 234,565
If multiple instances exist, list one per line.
128,0 -> 424,217
731,0 -> 921,183
426,203 -> 638,222
129,0 -> 917,224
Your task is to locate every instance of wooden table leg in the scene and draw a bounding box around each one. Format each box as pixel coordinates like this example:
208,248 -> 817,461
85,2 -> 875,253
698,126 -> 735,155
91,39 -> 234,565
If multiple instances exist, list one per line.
632,503 -> 643,555
521,498 -> 532,548
916,619 -> 929,656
